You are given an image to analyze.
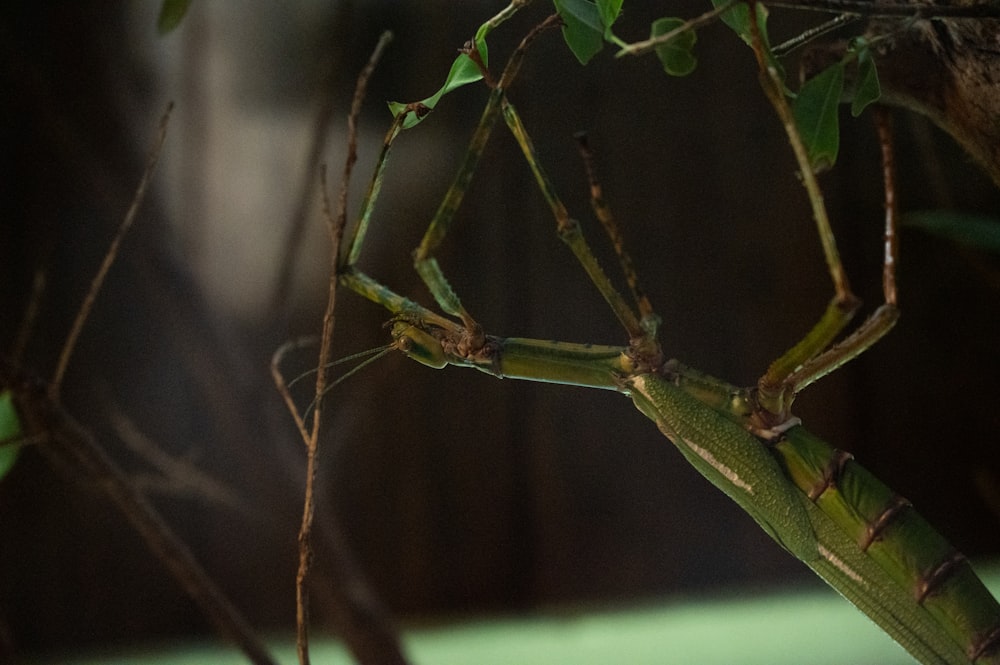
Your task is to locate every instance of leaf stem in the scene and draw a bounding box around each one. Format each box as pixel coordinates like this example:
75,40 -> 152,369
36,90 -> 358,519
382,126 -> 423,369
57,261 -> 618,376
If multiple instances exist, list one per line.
616,1 -> 737,57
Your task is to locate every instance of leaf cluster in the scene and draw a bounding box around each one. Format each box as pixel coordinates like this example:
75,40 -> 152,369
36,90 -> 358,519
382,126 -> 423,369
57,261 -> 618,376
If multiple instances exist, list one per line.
381,0 -> 883,172
156,0 -> 884,166
152,0 -> 999,255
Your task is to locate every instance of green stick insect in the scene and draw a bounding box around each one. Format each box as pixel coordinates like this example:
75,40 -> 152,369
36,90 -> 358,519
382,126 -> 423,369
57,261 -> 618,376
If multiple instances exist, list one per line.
307,5 -> 1000,665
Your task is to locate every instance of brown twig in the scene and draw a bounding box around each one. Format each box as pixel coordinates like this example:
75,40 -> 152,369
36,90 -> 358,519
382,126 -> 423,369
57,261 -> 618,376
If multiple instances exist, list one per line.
294,31 -> 395,665
49,103 -> 173,401
617,1 -> 737,57
271,336 -> 316,446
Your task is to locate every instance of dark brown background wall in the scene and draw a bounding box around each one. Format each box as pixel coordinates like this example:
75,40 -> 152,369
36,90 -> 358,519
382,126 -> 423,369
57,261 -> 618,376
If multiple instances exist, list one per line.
1,1 -> 999,658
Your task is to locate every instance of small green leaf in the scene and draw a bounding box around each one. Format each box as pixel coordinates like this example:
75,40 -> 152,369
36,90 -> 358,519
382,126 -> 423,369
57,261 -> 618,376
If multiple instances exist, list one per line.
793,62 -> 845,172
387,27 -> 491,130
473,20 -> 493,67
385,13 -> 509,130
904,210 -> 1000,254
0,390 -> 22,482
650,18 -> 697,77
388,50 -> 484,128
597,0 -> 625,38
850,43 -> 881,117
157,0 -> 192,35
553,0 -> 606,64
713,0 -> 768,48
712,0 -> 783,81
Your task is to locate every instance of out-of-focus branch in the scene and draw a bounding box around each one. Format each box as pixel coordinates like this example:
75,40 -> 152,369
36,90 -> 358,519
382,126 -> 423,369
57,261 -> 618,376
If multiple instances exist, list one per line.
4,363 -> 277,665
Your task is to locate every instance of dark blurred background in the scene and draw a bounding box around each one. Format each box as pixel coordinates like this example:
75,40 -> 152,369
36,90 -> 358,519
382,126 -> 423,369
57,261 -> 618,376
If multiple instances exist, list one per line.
1,1 -> 999,660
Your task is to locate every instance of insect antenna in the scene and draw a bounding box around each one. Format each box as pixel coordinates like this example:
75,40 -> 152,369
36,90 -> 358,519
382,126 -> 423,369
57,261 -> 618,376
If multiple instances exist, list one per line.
296,343 -> 396,421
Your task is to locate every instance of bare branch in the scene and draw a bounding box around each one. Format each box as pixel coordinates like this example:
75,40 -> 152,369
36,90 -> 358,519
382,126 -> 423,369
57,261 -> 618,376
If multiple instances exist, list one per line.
297,30 -> 398,665
50,103 -> 173,400
5,364 -> 277,665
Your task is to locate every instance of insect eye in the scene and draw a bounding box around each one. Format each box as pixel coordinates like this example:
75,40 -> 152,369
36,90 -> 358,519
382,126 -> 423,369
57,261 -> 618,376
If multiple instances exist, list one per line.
391,323 -> 448,369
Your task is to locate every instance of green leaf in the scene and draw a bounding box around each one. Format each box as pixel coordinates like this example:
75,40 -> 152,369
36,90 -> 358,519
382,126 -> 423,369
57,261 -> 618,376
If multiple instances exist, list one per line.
472,20 -> 493,67
792,62 -> 845,172
713,0 -> 768,48
390,0 -> 619,122
650,18 -> 697,77
904,210 -> 1000,254
597,0 -> 625,38
711,0 -> 783,82
388,50 -> 484,128
850,42 -> 881,117
387,26 -> 492,130
0,390 -> 22,482
553,0 -> 606,64
157,0 -> 192,35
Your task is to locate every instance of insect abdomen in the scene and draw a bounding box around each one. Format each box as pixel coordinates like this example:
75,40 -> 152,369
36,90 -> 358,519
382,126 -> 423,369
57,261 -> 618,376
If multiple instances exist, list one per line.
775,426 -> 1000,664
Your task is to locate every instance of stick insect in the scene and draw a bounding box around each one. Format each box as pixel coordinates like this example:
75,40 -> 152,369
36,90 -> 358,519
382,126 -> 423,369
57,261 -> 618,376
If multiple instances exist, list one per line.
292,9 -> 1000,665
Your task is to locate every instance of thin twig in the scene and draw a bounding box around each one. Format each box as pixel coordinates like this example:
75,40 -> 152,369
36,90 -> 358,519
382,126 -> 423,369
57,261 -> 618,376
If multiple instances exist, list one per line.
50,103 -> 173,400
109,406 -> 244,512
766,0 -> 1000,18
296,31 -> 394,665
772,13 -> 861,57
617,1 -> 736,58
334,32 -> 395,253
271,336 -> 316,446
482,0 -> 537,40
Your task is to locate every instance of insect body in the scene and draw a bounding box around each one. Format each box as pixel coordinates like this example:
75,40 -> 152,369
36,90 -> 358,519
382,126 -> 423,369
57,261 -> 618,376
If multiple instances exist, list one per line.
329,11 -> 1000,663
391,320 -> 1000,664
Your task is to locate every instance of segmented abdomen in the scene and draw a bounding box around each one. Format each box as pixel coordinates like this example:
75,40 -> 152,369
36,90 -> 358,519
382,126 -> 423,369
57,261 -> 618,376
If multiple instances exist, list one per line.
775,426 -> 1000,664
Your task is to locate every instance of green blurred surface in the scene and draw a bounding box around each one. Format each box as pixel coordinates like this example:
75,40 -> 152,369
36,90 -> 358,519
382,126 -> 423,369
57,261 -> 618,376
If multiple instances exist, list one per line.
0,390 -> 22,480
24,562 -> 1000,665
